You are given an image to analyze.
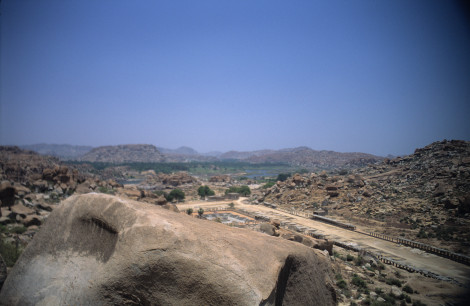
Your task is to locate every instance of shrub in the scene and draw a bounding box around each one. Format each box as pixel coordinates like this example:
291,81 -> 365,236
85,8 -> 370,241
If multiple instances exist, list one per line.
412,300 -> 427,306
382,293 -> 398,304
351,274 -> 367,288
262,182 -> 275,189
276,173 -> 290,182
0,239 -> 22,267
225,185 -> 251,196
98,186 -> 114,195
228,202 -> 234,208
346,254 -> 354,261
186,208 -> 193,215
169,189 -> 185,202
403,284 -> 413,294
197,208 -> 204,217
386,277 -> 402,287
337,279 -> 348,289
11,226 -> 27,234
354,255 -> 365,266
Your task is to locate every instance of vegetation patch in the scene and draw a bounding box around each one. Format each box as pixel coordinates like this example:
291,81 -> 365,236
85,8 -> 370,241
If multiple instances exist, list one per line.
0,239 -> 22,267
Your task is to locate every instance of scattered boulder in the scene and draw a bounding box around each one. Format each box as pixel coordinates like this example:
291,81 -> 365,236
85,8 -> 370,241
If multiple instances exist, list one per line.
259,223 -> 279,236
161,203 -> 179,213
391,285 -> 402,297
155,195 -> 167,205
325,185 -> 338,191
0,194 -> 336,306
75,182 -> 92,194
154,172 -> 197,186
271,219 -> 281,228
21,215 -> 42,227
10,203 -> 34,219
209,175 -> 231,183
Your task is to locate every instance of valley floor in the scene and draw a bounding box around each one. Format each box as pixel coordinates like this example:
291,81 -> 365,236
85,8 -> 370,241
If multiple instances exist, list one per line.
178,198 -> 470,287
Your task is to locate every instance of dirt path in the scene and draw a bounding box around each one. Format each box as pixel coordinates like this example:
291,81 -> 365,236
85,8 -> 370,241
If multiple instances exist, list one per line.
177,199 -> 470,285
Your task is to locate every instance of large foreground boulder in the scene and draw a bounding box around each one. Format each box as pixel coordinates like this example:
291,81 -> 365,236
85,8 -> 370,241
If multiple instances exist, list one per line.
0,193 -> 336,305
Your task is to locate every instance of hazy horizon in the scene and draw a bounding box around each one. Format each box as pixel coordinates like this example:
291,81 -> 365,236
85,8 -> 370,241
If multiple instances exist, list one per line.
1,1 -> 469,157
13,140 -> 454,157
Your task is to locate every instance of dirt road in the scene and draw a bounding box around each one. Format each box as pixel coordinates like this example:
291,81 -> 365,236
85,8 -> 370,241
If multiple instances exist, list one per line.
177,199 -> 470,285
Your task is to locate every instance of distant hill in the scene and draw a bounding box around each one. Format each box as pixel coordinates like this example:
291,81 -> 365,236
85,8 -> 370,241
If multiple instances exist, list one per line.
201,151 -> 223,157
246,147 -> 383,168
219,150 -> 276,160
20,144 -> 93,160
218,147 -> 383,169
18,143 -> 383,168
157,146 -> 199,156
80,144 -> 165,163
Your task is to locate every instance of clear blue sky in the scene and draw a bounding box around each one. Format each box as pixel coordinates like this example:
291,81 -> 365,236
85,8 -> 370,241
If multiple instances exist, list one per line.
1,0 -> 469,156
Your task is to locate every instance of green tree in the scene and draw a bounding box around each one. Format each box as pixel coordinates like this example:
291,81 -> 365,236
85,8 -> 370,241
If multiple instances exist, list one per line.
225,185 -> 251,196
276,173 -> 290,182
262,181 -> 275,189
168,189 -> 185,202
198,208 -> 204,218
225,186 -> 239,194
238,185 -> 251,196
197,185 -> 215,199
186,208 -> 193,215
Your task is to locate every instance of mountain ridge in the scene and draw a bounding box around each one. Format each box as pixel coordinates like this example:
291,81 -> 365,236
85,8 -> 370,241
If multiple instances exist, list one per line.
19,143 -> 383,168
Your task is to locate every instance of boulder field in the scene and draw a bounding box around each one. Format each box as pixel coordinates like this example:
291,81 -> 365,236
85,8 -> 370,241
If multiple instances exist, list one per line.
0,193 -> 336,305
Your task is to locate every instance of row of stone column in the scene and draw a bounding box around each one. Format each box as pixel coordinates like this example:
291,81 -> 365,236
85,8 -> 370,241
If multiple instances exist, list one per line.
369,232 -> 396,242
377,255 -> 416,273
396,238 -> 470,265
369,232 -> 470,266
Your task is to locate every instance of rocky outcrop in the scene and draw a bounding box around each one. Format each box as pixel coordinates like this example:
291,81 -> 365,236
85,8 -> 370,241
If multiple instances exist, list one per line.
0,146 -> 59,183
0,194 -> 336,305
209,175 -> 231,183
80,144 -> 165,163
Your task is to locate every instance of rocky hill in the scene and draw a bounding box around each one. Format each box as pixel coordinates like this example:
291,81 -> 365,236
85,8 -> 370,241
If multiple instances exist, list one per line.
80,144 -> 165,163
260,140 -> 470,253
245,147 -> 383,169
19,144 -> 93,160
0,146 -> 63,183
157,146 -> 199,156
219,149 -> 276,160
